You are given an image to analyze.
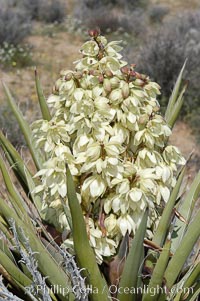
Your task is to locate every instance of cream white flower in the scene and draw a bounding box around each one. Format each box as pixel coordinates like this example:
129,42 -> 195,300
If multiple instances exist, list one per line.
32,32 -> 186,263
117,214 -> 136,236
82,175 -> 107,202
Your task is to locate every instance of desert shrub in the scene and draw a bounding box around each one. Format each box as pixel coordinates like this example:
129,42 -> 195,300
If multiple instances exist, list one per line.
118,9 -> 147,36
82,0 -> 146,9
0,42 -> 32,68
74,0 -> 147,35
73,0 -> 118,33
20,0 -> 40,20
39,1 -> 66,23
148,4 -> 169,23
133,11 -> 200,142
0,7 -> 32,68
136,11 -> 200,114
20,0 -> 66,23
0,0 -> 18,8
0,8 -> 31,46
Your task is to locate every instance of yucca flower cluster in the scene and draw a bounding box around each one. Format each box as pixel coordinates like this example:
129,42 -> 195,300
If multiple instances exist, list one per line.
32,30 -> 185,263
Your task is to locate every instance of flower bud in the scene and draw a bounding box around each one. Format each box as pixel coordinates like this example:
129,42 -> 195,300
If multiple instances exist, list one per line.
88,28 -> 100,38
122,82 -> 130,99
134,79 -> 145,86
52,85 -> 59,94
64,73 -> 73,81
97,51 -> 104,60
60,69 -> 72,77
90,70 -> 101,76
54,78 -> 62,91
130,63 -> 136,68
109,88 -> 122,103
153,105 -> 160,112
104,69 -> 113,78
98,74 -> 104,83
103,78 -> 112,93
129,70 -> 136,77
110,76 -> 120,89
121,66 -> 129,74
138,114 -> 149,124
73,71 -> 83,80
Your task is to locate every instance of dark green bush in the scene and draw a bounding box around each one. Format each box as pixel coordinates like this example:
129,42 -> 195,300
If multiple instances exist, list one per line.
124,10 -> 200,142
82,0 -> 145,9
74,0 -> 147,35
40,1 -> 66,23
21,0 -> 66,23
0,8 -> 31,46
148,4 -> 169,23
0,7 -> 32,68
136,11 -> 200,116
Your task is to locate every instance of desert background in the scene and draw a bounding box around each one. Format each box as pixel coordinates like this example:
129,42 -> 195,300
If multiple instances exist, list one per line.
0,0 -> 200,176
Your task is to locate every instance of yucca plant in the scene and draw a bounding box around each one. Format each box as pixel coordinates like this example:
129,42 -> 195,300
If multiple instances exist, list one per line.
0,30 -> 199,301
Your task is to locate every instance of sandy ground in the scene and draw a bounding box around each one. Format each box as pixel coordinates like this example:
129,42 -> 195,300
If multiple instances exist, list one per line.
170,121 -> 200,173
0,31 -> 82,103
151,0 -> 200,11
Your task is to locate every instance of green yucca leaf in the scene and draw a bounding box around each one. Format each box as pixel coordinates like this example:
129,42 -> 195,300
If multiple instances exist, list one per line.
35,69 -> 51,121
182,262 -> 200,294
0,147 -> 29,198
171,262 -> 200,301
0,196 -> 34,236
117,234 -> 129,260
0,130 -> 31,194
165,60 -> 187,126
2,82 -> 43,170
0,249 -> 32,287
66,167 -> 110,301
0,239 -> 17,264
185,282 -> 200,301
164,209 -> 200,289
166,81 -> 188,128
170,260 -> 199,301
153,165 -> 186,247
0,131 -> 42,215
173,292 -> 182,301
142,239 -> 171,301
40,237 -> 64,265
0,197 -> 75,301
171,171 -> 200,253
0,219 -> 13,243
0,136 -> 14,168
0,153 -> 29,218
24,167 -> 43,214
0,265 -> 22,297
117,209 -> 148,301
137,245 -> 145,292
168,60 -> 187,110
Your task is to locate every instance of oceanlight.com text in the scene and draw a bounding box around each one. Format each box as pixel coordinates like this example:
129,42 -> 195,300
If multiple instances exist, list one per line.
35,284 -> 194,298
